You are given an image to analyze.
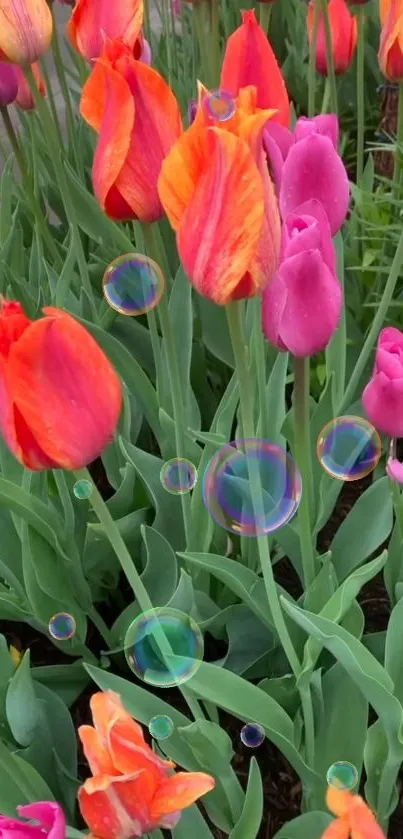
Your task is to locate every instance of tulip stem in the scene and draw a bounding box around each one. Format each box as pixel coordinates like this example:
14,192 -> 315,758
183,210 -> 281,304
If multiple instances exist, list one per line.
0,106 -> 62,269
193,0 -> 214,88
356,7 -> 366,186
308,0 -> 321,117
339,226 -> 403,413
320,0 -> 338,116
226,301 -> 301,676
252,297 -> 269,440
393,84 -> 403,189
51,7 -> 83,179
23,65 -> 100,326
293,357 -> 316,589
321,79 -> 331,114
259,3 -> 272,35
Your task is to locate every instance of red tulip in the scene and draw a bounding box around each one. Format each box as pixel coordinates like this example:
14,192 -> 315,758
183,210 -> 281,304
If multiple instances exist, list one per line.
68,0 -> 144,61
307,0 -> 357,76
0,300 -> 122,470
14,63 -> 46,110
379,0 -> 403,82
80,39 -> 182,222
220,9 -> 290,127
79,691 -> 215,836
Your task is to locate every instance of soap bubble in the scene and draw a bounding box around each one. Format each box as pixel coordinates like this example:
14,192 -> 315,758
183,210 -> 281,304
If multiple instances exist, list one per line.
124,607 -> 203,687
327,761 -> 358,791
203,90 -> 236,123
103,254 -> 164,316
48,612 -> 76,641
149,714 -> 174,740
317,416 -> 381,481
73,479 -> 93,500
160,458 -> 197,494
202,439 -> 301,536
240,723 -> 265,748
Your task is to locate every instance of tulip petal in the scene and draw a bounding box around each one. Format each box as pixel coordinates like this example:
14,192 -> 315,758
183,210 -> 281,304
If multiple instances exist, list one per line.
177,128 -> 265,305
68,0 -> 143,61
362,373 -> 403,437
111,57 -> 183,223
326,787 -> 356,818
0,62 -> 18,106
320,818 -> 350,839
108,718 -> 174,776
158,103 -> 208,230
295,115 -> 339,149
7,309 -> 121,470
349,798 -> 387,839
0,821 -> 45,839
376,347 -> 403,379
280,133 -> 350,235
90,692 -> 143,742
220,9 -> 290,126
17,803 -> 65,839
0,0 -> 52,64
14,63 -> 46,111
379,0 -> 403,82
151,771 -> 215,819
79,725 -> 119,777
282,199 -> 336,273
380,326 -> 403,346
79,774 -> 143,839
386,457 -> 403,483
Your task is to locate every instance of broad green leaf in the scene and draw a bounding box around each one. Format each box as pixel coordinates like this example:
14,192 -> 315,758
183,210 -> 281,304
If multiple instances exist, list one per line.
0,740 -> 54,814
229,758 -> 263,839
64,162 -> 133,250
383,521 -> 402,607
171,805 -> 214,839
32,662 -> 89,707
304,554 -> 337,613
6,652 -> 40,747
273,813 -> 332,839
140,525 -> 178,605
197,296 -> 234,367
0,477 -> 69,561
331,478 -> 392,580
264,353 -> 289,447
385,596 -> 403,706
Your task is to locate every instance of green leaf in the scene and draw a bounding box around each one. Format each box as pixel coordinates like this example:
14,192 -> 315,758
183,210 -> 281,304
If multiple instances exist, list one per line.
325,232 -> 346,409
229,759 -> 263,839
197,296 -> 234,367
32,662 -> 89,707
0,740 -> 54,815
273,813 -> 332,839
385,596 -> 403,706
140,524 -> 178,604
171,805 -> 214,839
6,651 -> 40,747
64,162 -> 133,251
264,353 -> 289,447
331,478 -> 393,580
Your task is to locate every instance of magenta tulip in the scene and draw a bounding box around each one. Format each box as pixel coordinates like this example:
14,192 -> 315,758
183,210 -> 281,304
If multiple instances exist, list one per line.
263,122 -> 294,195
294,114 -> 339,148
0,803 -> 65,839
0,62 -> 18,106
362,328 -> 403,438
386,457 -> 403,483
262,199 -> 342,357
279,132 -> 349,235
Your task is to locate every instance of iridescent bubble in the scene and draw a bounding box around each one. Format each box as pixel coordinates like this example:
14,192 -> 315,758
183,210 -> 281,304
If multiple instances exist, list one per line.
203,90 -> 236,123
160,458 -> 197,495
124,607 -> 204,687
149,714 -> 174,740
240,723 -> 265,748
317,416 -> 382,481
73,479 -> 93,500
326,761 -> 358,791
102,254 -> 164,316
202,439 -> 301,536
48,612 -> 76,641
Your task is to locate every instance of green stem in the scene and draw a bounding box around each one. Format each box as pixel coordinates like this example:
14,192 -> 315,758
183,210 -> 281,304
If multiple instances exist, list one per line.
89,607 -> 114,648
226,302 -> 300,676
142,224 -> 193,548
321,0 -> 338,115
321,78 -> 331,114
356,8 -> 366,186
393,84 -> 403,188
339,226 -> 403,413
51,8 -> 83,178
0,106 -> 62,268
161,0 -> 173,85
259,2 -> 272,34
252,297 -> 269,440
293,358 -> 316,589
210,0 -> 221,87
308,0 -> 321,117
38,58 -> 64,149
193,0 -> 213,88
74,466 -> 203,720
23,65 -> 99,325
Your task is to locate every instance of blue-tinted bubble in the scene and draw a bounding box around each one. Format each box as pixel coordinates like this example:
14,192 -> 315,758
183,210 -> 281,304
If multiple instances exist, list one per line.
124,607 -> 204,687
240,723 -> 265,748
149,714 -> 174,740
48,612 -> 76,641
160,458 -> 197,495
326,761 -> 358,791
103,254 -> 164,316
317,416 -> 381,481
73,479 -> 93,500
202,439 -> 301,537
203,90 -> 236,123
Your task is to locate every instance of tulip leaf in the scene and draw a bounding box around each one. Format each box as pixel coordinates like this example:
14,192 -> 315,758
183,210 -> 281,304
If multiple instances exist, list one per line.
160,266 -> 199,428
325,232 -> 346,410
273,813 -> 333,839
32,662 -> 90,708
0,740 -> 55,815
140,524 -> 179,606
6,651 -> 39,748
263,352 -> 289,448
331,477 -> 393,580
228,758 -> 263,839
385,595 -> 403,706
171,805 -> 214,839
197,296 -> 234,368
63,162 -> 133,251
0,477 -> 69,560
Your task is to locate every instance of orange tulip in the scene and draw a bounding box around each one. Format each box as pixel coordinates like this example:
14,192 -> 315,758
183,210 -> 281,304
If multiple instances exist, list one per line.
220,10 -> 290,127
78,691 -> 215,837
68,0 -> 144,61
320,786 -> 387,839
158,85 -> 281,305
307,0 -> 357,76
14,62 -> 46,110
379,0 -> 403,82
0,0 -> 52,64
0,300 -> 122,471
80,39 -> 182,222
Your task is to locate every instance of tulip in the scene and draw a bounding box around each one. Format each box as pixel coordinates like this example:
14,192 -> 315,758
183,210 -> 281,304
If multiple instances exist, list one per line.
0,803 -> 65,839
378,0 -> 403,82
307,0 -> 357,76
220,9 -> 290,126
386,457 -> 403,482
320,786 -> 386,839
14,63 -> 46,110
279,130 -> 350,235
78,691 -> 215,836
158,85 -> 281,305
263,113 -> 339,196
80,39 -> 182,222
0,61 -> 18,106
68,0 -> 144,62
262,199 -> 342,356
0,0 -> 53,65
0,299 -> 122,471
362,327 -> 403,438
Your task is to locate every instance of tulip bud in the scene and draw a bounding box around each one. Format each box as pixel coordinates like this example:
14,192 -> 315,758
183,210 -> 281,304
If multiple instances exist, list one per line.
0,0 -> 53,65
378,0 -> 403,82
307,0 -> 357,76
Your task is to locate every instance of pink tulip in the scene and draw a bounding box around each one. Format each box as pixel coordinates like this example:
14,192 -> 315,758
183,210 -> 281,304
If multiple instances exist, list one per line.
0,803 -> 66,839
294,114 -> 339,148
262,199 -> 342,357
0,62 -> 18,106
386,457 -> 403,483
280,131 -> 349,235
362,327 -> 403,437
263,122 -> 294,195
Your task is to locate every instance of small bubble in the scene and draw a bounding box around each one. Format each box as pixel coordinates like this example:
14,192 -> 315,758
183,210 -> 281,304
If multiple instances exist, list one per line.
103,253 -> 165,316
317,416 -> 381,481
203,90 -> 236,123
48,612 -> 76,641
160,458 -> 197,495
240,723 -> 265,748
73,479 -> 93,500
149,714 -> 174,740
327,762 -> 358,791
